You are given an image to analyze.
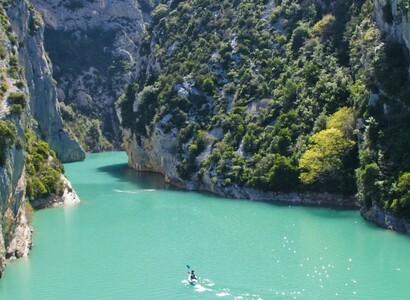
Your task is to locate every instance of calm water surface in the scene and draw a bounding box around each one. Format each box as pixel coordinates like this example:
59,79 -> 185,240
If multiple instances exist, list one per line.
0,152 -> 409,299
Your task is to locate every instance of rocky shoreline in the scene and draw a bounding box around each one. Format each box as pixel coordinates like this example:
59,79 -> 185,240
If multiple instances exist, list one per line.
30,175 -> 81,210
361,206 -> 410,235
123,129 -> 410,235
0,175 -> 80,278
169,176 -> 359,209
164,169 -> 410,235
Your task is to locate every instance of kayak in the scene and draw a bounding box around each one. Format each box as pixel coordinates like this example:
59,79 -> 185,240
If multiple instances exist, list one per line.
188,275 -> 198,285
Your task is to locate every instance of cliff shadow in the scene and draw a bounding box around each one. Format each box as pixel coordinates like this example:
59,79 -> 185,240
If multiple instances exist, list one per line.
97,163 -> 172,191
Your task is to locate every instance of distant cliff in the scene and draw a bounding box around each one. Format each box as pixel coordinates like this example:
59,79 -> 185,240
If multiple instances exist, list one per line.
30,0 -> 153,151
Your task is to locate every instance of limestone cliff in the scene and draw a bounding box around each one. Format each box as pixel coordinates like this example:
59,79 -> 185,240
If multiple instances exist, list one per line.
7,0 -> 85,162
0,0 -> 82,278
121,122 -> 357,208
30,0 -> 150,151
359,0 -> 410,232
373,0 -> 410,59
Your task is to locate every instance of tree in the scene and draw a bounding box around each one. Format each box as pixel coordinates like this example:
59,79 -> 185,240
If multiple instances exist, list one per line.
326,107 -> 355,137
299,128 -> 355,184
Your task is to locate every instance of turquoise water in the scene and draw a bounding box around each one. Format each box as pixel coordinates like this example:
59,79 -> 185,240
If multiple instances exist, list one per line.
0,152 -> 409,299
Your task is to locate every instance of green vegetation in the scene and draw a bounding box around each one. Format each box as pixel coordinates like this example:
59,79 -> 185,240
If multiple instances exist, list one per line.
8,91 -> 27,116
116,0 -> 410,216
29,10 -> 43,34
43,28 -> 125,150
25,130 -> 65,202
60,103 -> 113,152
0,119 -> 16,166
299,108 -> 356,193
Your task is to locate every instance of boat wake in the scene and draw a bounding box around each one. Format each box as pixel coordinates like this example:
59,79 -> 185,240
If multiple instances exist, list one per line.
113,189 -> 157,194
182,278 -> 262,299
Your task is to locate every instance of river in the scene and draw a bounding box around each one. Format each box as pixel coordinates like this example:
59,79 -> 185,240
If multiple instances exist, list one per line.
0,152 -> 409,299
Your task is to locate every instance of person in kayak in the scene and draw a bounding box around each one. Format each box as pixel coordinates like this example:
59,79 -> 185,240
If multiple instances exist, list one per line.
189,270 -> 197,281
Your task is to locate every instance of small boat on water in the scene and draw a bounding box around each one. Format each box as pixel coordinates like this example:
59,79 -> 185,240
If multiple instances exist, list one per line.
186,266 -> 198,285
188,276 -> 198,285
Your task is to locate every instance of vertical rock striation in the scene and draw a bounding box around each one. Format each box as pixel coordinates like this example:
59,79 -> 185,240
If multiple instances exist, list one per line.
0,0 -> 83,278
7,0 -> 85,162
30,0 -> 149,150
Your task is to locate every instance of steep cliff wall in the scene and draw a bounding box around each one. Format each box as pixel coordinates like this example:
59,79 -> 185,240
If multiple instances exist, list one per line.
373,0 -> 410,55
0,0 -> 82,278
358,0 -> 410,233
7,0 -> 85,162
30,0 -> 150,151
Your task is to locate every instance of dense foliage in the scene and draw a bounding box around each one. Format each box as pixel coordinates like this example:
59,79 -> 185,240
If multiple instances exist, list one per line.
119,0 -> 410,216
25,130 -> 65,202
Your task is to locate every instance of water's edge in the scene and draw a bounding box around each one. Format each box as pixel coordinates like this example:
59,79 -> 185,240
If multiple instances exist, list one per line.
136,169 -> 410,235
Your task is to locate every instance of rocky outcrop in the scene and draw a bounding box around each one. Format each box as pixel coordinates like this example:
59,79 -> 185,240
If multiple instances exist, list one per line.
373,0 -> 410,72
6,0 -> 85,162
122,126 -> 180,184
30,175 -> 80,210
6,175 -> 33,260
361,206 -> 410,234
0,123 -> 31,278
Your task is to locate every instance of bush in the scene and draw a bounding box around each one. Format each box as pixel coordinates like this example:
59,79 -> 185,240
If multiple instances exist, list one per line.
8,92 -> 27,108
10,104 -> 23,116
0,46 -> 6,59
291,25 -> 309,55
0,119 -> 16,166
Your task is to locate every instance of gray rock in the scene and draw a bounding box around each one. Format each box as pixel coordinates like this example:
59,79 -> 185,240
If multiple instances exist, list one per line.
7,0 -> 85,162
361,206 -> 410,234
373,0 -> 410,74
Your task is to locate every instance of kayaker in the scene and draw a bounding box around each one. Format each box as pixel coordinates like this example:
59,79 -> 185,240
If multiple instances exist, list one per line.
189,270 -> 197,280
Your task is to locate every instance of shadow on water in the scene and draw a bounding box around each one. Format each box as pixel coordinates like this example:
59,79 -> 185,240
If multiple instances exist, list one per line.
259,198 -> 359,220
96,161 -> 359,218
97,163 -> 171,190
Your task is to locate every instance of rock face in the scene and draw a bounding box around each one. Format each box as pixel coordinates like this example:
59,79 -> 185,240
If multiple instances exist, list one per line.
30,0 -> 149,150
0,0 -> 82,278
31,175 -> 81,210
357,1 -> 410,232
0,120 -> 30,278
373,0 -> 410,72
119,0 -> 410,215
7,0 -> 85,162
361,206 -> 410,234
6,174 -> 33,260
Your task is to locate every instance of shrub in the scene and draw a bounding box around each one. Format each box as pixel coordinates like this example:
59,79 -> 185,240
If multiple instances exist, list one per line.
0,46 -> 6,59
10,104 -> 23,116
8,92 -> 26,108
311,14 -> 336,38
0,120 -> 16,166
